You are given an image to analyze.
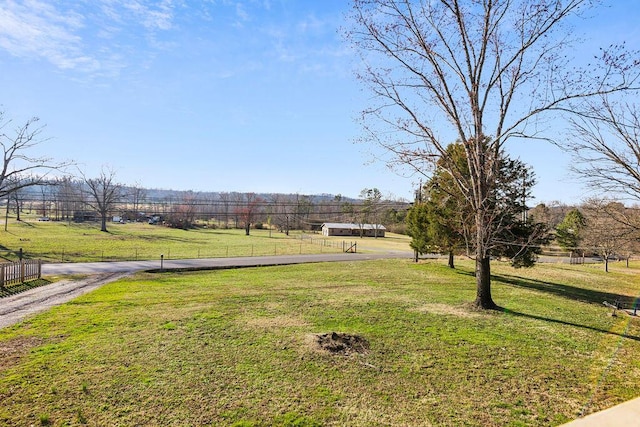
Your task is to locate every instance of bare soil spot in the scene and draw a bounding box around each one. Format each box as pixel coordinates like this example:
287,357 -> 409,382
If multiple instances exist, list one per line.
243,315 -> 309,329
0,336 -> 44,373
309,332 -> 370,355
412,303 -> 483,319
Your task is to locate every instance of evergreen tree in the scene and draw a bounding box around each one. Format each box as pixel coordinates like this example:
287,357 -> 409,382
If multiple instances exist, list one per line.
555,209 -> 587,257
407,143 -> 547,269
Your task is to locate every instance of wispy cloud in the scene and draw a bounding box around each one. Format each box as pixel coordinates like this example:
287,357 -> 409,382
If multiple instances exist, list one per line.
0,0 -> 95,70
0,0 -> 178,78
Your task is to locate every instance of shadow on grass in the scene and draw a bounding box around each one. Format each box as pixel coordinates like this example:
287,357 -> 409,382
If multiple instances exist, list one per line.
504,309 -> 640,342
492,273 -> 638,308
0,279 -> 52,298
456,269 -> 640,341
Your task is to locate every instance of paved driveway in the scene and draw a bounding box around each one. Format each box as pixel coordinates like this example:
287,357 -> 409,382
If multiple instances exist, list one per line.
3,252 -> 413,329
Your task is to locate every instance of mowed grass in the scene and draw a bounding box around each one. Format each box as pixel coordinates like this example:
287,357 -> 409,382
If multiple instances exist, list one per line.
0,220 -> 348,263
2,258 -> 640,426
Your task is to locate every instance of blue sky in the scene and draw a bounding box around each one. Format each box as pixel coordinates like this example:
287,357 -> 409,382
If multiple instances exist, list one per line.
0,1 -> 637,204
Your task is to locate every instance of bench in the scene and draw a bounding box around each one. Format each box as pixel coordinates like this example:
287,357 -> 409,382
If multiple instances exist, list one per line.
603,300 -> 639,317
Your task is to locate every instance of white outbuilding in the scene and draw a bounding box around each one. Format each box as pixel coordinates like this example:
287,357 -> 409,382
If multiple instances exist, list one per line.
321,223 -> 386,237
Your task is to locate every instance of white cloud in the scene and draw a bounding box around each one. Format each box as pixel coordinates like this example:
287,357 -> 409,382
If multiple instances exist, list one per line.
0,0 -> 92,69
0,0 -> 179,77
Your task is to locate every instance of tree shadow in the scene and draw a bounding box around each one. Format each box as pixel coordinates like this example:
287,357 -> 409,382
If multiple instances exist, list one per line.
503,309 -> 640,342
491,273 -> 638,308
454,270 -> 640,341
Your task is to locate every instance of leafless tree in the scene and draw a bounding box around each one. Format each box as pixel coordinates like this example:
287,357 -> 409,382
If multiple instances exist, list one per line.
568,97 -> 640,201
237,192 -> 262,235
218,192 -> 231,228
81,167 -> 123,232
581,198 -> 635,272
268,194 -> 291,235
346,0 -> 640,309
360,188 -> 385,238
54,176 -> 82,223
167,191 -> 199,229
127,182 -> 147,221
0,111 -> 70,203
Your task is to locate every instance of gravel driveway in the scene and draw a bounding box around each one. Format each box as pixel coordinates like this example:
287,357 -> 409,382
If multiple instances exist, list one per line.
0,273 -> 132,329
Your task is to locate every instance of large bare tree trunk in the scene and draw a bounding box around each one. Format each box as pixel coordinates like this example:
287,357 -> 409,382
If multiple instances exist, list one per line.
475,255 -> 496,309
346,0 -> 640,309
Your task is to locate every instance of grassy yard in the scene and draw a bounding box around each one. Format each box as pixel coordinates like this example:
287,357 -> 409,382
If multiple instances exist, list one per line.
1,258 -> 640,426
0,220 -> 357,263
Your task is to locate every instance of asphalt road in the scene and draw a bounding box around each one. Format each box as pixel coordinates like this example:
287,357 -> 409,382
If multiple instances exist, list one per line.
3,251 -> 604,329
41,252 -> 413,275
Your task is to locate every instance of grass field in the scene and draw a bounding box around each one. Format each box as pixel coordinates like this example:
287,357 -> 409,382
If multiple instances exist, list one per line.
1,258 -> 639,426
0,220 -> 375,263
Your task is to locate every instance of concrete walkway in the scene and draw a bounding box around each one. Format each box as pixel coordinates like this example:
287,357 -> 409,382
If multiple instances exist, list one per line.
560,397 -> 640,426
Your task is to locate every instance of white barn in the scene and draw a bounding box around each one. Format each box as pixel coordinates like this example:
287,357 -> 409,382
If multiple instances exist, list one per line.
321,223 -> 386,237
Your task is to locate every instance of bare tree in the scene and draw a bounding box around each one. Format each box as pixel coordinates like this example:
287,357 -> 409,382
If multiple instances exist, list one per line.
269,194 -> 291,235
581,199 -> 635,272
238,192 -> 263,236
166,191 -> 199,229
54,176 -> 82,223
218,192 -> 231,228
568,98 -> 640,201
0,111 -> 70,203
360,188 -> 384,237
127,182 -> 147,221
346,0 -> 640,309
81,167 -> 123,232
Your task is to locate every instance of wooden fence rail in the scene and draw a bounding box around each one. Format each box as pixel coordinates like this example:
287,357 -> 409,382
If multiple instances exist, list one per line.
0,260 -> 42,287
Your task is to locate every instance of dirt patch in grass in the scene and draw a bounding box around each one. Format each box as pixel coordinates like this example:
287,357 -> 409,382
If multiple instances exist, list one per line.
308,332 -> 370,355
412,303 -> 484,319
243,315 -> 309,329
0,336 -> 44,373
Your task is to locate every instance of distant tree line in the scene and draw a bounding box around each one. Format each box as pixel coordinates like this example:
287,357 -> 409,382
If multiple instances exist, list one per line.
3,176 -> 410,234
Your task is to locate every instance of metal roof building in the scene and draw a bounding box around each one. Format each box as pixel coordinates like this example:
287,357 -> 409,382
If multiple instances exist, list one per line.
321,223 -> 386,237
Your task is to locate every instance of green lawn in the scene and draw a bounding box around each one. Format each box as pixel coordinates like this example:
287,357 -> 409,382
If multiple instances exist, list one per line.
1,258 -> 639,426
0,220 -> 352,263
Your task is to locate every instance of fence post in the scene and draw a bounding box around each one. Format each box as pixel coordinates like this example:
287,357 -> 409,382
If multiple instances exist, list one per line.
160,254 -> 164,272
38,260 -> 42,279
1,264 -> 4,288
20,260 -> 25,283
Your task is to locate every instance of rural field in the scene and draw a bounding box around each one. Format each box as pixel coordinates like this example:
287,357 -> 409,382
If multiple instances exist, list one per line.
0,220 -> 378,263
1,252 -> 640,426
